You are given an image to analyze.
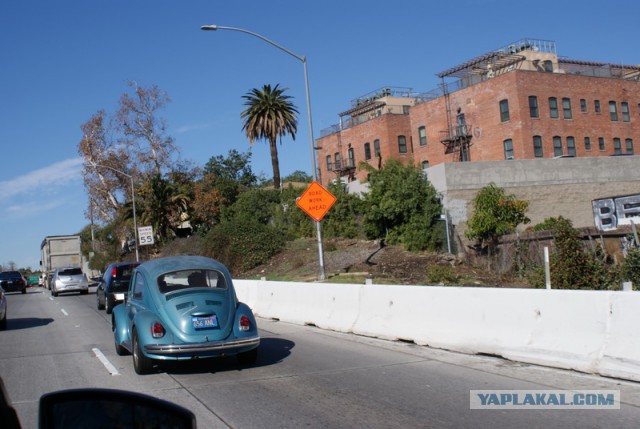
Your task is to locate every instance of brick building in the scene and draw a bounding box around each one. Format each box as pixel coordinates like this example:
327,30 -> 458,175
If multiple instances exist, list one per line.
316,38 -> 640,188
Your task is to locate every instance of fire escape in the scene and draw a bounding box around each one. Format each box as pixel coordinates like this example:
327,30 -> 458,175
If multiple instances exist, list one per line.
440,88 -> 473,162
333,131 -> 356,182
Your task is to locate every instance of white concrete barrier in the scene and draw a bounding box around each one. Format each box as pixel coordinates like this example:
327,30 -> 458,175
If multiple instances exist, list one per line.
597,292 -> 640,381
233,279 -> 640,382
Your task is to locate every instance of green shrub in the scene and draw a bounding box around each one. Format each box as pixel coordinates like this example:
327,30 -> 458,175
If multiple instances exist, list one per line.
202,220 -> 285,274
426,264 -> 459,285
622,247 -> 640,290
362,160 -> 442,251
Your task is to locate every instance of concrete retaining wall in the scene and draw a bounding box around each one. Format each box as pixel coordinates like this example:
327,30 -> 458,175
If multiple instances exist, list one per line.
234,279 -> 640,382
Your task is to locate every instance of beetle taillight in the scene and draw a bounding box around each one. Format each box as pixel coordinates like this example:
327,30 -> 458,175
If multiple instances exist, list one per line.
150,322 -> 165,338
239,316 -> 251,331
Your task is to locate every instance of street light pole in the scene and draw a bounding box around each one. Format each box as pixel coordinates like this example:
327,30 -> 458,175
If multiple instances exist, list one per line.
201,24 -> 326,280
92,165 -> 139,261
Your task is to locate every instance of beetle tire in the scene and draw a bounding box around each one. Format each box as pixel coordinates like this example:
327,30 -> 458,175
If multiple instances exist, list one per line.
133,328 -> 153,375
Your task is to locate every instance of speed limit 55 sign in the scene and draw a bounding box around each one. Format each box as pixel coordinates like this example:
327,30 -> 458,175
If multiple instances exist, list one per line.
138,226 -> 154,246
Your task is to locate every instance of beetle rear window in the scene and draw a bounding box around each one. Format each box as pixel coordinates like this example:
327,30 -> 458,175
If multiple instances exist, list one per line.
157,269 -> 227,293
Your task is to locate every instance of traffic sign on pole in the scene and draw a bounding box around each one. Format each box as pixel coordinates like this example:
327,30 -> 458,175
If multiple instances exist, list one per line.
138,226 -> 154,246
296,181 -> 337,222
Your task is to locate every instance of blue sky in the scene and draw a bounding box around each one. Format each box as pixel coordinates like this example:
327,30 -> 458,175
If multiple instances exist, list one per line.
1,0 -> 638,270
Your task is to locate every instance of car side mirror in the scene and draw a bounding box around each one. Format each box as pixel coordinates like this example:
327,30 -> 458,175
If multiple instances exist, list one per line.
39,388 -> 196,429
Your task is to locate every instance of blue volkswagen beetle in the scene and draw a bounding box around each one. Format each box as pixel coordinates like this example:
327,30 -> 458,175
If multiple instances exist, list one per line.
112,256 -> 260,374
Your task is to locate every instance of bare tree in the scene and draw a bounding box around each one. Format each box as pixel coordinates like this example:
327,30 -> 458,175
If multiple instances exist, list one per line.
78,110 -> 132,224
116,82 -> 179,175
79,82 -> 179,227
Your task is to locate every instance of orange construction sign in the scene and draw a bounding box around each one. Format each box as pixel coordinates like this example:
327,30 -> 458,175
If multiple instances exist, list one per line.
296,181 -> 337,222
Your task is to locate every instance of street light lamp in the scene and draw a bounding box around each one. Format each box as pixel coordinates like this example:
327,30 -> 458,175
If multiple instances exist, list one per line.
201,24 -> 326,279
92,165 -> 139,261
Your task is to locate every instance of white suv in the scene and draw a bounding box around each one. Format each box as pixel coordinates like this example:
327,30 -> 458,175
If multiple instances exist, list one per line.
51,267 -> 89,297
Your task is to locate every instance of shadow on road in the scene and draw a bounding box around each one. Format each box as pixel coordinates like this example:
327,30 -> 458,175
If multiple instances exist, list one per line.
5,317 -> 54,331
160,337 -> 295,375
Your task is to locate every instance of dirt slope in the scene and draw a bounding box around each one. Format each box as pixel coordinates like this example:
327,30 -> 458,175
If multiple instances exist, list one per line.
238,238 -> 529,287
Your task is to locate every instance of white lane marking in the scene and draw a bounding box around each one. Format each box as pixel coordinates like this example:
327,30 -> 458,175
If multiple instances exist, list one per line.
92,348 -> 120,376
61,309 -> 69,316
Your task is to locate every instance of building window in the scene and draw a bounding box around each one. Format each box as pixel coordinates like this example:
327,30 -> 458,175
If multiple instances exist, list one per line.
599,137 -> 605,151
421,160 -> 429,170
580,99 -> 587,112
334,152 -> 341,170
418,126 -> 427,146
529,96 -> 539,118
374,139 -> 381,157
543,60 -> 553,72
533,135 -> 543,158
549,97 -> 559,119
584,137 -> 591,152
326,155 -> 332,171
610,101 -> 618,121
562,98 -> 572,119
398,135 -> 407,153
503,139 -> 514,160
613,138 -> 622,154
364,142 -> 371,160
567,136 -> 576,156
402,105 -> 410,114
622,102 -> 630,122
347,148 -> 355,167
553,136 -> 563,157
500,99 -> 510,122
595,100 -> 601,113
626,139 -> 634,154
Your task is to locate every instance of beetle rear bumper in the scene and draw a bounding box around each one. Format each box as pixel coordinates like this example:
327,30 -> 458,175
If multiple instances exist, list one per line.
144,336 -> 260,356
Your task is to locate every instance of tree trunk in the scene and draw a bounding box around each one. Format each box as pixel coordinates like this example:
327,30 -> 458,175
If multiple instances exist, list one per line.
269,138 -> 281,189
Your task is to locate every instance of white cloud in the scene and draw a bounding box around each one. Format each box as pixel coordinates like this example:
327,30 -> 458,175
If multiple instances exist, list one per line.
0,158 -> 84,200
6,199 -> 66,215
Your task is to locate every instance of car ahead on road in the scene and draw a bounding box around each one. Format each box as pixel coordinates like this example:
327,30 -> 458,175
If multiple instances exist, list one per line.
0,271 -> 27,294
113,255 -> 260,375
0,286 -> 6,329
51,267 -> 89,297
97,261 -> 139,314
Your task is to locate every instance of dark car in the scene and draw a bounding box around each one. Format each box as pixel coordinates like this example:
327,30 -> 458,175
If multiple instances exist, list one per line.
0,271 -> 27,294
97,262 -> 139,314
0,286 -> 7,329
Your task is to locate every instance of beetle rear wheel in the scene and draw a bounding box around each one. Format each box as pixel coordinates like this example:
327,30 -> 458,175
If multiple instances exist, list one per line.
132,329 -> 153,375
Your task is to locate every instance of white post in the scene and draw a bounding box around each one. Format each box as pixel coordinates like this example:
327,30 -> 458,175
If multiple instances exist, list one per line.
544,246 -> 551,289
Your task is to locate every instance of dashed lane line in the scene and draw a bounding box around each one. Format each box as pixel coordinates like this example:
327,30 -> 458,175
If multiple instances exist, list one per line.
92,348 -> 120,376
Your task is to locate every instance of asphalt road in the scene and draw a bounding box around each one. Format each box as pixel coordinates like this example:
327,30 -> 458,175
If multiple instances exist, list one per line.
2,286 -> 640,428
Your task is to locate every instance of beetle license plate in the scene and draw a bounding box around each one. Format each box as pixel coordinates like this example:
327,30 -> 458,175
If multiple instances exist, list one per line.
192,315 -> 218,330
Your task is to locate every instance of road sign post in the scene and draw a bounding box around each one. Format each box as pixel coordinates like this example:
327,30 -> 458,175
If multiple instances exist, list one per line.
296,181 -> 337,222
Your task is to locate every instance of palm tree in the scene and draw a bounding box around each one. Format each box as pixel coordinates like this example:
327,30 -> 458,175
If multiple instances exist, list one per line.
125,173 -> 190,243
241,84 -> 298,189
